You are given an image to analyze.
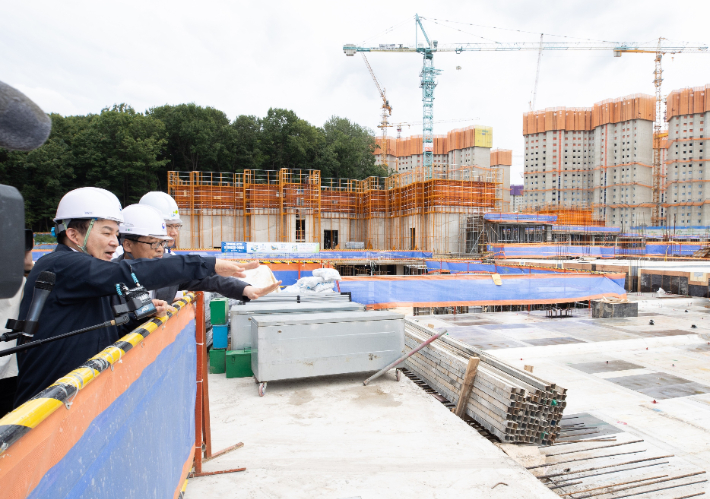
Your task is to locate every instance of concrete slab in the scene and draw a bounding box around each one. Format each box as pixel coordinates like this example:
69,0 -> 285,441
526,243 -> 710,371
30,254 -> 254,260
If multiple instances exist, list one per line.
571,360 -> 645,373
185,371 -> 557,498
525,336 -> 587,347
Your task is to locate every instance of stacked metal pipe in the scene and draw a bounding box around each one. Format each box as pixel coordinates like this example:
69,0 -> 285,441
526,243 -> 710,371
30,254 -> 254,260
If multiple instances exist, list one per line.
403,319 -> 566,445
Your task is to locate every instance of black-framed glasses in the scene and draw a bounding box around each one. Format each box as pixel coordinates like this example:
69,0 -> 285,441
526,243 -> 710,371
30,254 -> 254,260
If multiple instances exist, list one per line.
129,239 -> 169,249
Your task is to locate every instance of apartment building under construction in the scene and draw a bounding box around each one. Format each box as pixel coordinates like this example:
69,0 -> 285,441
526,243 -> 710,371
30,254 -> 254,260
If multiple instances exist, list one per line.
522,84 -> 710,229
522,93 -> 656,228
664,85 -> 710,226
373,125 -> 512,209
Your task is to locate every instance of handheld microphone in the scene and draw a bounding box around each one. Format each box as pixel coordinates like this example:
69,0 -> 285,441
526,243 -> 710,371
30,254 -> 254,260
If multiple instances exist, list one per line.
21,271 -> 56,337
2,271 -> 56,341
0,80 -> 52,151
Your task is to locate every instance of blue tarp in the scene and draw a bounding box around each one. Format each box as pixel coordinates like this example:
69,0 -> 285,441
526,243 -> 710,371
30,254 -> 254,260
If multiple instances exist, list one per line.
186,250 -> 434,260
646,243 -> 702,256
424,260 -> 558,275
552,225 -> 621,233
488,243 -> 703,259
339,274 -> 626,308
484,213 -> 556,223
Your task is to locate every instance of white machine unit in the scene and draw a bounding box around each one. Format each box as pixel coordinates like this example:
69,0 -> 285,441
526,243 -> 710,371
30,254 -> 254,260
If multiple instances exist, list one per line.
230,301 -> 365,350
251,311 -> 404,394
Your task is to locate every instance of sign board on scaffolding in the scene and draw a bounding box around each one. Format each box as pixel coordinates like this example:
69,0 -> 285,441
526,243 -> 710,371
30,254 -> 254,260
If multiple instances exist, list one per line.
221,242 -> 320,254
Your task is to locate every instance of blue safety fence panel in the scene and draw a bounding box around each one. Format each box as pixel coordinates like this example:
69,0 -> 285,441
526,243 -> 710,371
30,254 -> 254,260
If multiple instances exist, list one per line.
27,319 -> 197,499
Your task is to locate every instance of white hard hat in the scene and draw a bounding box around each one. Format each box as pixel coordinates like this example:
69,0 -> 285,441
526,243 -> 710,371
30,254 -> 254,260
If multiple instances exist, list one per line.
120,204 -> 172,240
54,187 -> 124,228
139,191 -> 181,223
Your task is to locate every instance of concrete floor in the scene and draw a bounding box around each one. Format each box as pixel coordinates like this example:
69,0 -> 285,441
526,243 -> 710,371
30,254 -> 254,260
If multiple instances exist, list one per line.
186,295 -> 710,497
185,371 -> 557,498
418,295 -> 710,496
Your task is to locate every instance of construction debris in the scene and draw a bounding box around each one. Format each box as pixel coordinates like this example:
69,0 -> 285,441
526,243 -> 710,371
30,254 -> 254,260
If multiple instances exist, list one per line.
403,319 -> 566,444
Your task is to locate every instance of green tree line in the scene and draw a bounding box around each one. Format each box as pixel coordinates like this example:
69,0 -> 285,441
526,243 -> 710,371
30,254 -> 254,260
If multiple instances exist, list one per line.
0,104 -> 386,230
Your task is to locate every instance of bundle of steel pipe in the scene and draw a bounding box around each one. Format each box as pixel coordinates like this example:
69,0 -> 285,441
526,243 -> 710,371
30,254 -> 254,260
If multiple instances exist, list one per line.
403,319 -> 567,445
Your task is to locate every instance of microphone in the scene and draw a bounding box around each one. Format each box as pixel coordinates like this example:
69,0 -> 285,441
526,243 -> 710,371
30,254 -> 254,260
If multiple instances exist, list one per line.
21,271 -> 55,337
0,80 -> 52,151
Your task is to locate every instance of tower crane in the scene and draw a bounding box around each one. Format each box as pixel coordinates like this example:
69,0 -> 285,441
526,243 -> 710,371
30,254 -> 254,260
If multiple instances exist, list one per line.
361,53 -> 392,169
614,37 -> 691,224
529,33 -> 544,111
344,14 -> 708,189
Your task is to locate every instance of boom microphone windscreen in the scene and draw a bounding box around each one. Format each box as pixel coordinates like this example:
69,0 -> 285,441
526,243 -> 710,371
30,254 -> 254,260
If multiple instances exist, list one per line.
0,80 -> 52,151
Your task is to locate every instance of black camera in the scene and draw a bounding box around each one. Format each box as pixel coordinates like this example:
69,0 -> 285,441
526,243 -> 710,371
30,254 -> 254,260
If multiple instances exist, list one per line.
111,271 -> 157,322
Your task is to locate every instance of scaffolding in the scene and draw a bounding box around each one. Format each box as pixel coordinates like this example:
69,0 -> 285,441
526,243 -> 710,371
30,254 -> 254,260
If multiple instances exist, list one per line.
168,168 -> 501,252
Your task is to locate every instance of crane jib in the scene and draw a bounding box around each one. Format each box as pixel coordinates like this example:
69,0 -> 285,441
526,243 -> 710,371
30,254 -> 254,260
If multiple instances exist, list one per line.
344,14 -> 708,183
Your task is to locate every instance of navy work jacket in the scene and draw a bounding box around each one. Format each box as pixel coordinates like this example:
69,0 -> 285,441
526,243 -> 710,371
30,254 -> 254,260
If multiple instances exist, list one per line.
14,244 -> 216,407
116,253 -> 251,303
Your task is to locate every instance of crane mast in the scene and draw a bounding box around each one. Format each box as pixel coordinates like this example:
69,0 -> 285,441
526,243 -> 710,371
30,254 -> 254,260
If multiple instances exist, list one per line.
361,53 -> 393,171
530,34 -> 544,111
615,37 -> 673,226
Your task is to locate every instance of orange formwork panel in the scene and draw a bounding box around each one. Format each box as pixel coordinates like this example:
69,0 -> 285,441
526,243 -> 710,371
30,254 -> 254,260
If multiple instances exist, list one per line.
490,149 -> 512,166
666,84 -> 710,119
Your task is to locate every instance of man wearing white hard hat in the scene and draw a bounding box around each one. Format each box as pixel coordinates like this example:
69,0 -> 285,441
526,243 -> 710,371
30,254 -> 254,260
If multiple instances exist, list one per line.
13,187 -> 273,407
140,191 -> 182,252
117,205 -> 274,312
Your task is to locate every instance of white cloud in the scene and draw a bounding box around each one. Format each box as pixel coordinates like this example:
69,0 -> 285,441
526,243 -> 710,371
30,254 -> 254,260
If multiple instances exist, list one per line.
2,0 -> 710,182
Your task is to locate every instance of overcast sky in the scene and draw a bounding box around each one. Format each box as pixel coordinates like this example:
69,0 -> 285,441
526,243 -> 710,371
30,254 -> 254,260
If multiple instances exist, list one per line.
3,0 -> 710,181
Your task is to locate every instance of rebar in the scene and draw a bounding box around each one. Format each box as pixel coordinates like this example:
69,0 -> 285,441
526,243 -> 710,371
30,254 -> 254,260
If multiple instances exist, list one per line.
573,475 -> 707,499
559,475 -> 667,496
543,440 -> 645,457
527,449 -> 646,470
534,455 -> 674,479
546,461 -> 669,483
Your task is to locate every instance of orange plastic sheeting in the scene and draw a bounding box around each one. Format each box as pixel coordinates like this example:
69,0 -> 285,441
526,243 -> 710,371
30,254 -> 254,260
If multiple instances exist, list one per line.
592,94 -> 655,127
535,206 -> 605,226
666,84 -> 710,120
523,94 -> 655,136
523,107 -> 593,135
374,126 -> 494,156
490,149 -> 512,166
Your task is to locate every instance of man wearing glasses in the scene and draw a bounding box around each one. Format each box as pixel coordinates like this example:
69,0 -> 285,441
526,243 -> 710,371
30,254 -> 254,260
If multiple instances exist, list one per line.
119,204 -> 279,309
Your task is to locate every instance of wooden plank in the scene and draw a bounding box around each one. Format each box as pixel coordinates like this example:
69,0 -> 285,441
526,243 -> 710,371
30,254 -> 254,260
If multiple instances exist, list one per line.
454,357 -> 481,417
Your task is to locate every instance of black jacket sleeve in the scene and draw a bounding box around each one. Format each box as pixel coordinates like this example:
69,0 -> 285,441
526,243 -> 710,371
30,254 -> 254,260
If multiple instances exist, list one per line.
179,276 -> 252,302
46,246 -> 217,301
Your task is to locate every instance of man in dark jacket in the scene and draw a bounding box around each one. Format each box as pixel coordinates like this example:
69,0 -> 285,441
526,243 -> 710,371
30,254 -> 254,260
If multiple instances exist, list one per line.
14,188 -> 258,407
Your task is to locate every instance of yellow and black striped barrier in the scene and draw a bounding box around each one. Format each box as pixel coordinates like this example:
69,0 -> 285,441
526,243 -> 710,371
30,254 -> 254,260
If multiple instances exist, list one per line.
0,293 -> 195,455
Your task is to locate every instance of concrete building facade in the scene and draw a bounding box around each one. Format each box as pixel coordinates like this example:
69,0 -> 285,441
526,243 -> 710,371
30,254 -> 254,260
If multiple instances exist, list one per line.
375,126 -> 494,175
510,185 -> 524,211
522,94 -> 656,228
664,85 -> 710,226
374,126 -> 512,209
